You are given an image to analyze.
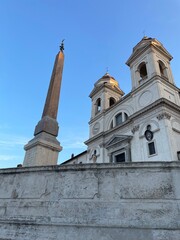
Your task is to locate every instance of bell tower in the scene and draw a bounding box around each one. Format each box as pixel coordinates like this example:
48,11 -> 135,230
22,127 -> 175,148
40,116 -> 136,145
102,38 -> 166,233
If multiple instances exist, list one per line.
89,73 -> 124,137
90,73 -> 124,120
126,37 -> 174,90
85,73 -> 124,163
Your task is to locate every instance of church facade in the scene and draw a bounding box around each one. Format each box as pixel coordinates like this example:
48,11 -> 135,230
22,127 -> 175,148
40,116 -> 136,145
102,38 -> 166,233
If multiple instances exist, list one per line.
0,38 -> 180,240
64,37 -> 180,164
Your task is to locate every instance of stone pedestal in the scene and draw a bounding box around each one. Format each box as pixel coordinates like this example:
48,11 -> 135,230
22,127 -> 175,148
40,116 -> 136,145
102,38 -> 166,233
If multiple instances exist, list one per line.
23,132 -> 62,167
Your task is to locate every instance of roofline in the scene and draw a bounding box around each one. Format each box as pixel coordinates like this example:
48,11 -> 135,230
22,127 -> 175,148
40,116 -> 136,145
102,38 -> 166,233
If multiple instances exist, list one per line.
85,97 -> 180,145
126,40 -> 173,66
89,82 -> 124,98
61,150 -> 87,164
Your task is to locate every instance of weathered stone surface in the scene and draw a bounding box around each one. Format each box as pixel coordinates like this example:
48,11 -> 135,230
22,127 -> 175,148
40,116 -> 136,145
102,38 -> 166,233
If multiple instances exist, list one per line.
0,162 -> 179,239
0,223 -> 180,240
23,132 -> 62,167
34,116 -> 59,137
41,51 -> 64,120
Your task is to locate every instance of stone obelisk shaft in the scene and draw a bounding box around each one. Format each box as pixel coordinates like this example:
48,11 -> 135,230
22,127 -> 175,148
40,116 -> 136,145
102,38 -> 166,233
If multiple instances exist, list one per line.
42,51 -> 64,119
34,50 -> 64,137
23,48 -> 64,167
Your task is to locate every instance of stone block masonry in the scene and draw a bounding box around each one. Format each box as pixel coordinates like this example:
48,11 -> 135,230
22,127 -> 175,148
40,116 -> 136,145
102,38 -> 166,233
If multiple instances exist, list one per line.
0,162 -> 180,240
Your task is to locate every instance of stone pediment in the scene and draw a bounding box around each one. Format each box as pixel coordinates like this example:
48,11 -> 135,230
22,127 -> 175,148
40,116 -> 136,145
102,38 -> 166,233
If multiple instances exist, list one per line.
126,37 -> 172,66
89,80 -> 124,98
105,135 -> 132,149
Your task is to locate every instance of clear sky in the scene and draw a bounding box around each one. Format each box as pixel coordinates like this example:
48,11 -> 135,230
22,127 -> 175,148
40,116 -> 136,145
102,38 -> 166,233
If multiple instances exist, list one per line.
0,0 -> 180,168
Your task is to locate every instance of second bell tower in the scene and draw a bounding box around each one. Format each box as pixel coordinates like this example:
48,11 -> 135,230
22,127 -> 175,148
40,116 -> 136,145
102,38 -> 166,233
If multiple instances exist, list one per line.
126,36 -> 175,90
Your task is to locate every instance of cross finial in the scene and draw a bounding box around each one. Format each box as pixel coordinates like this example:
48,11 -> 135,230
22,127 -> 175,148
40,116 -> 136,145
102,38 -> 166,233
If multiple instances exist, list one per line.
143,30 -> 146,37
106,67 -> 109,73
60,39 -> 65,51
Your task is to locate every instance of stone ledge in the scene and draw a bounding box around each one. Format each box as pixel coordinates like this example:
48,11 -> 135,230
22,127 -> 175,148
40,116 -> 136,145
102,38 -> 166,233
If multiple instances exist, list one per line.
0,161 -> 180,174
0,219 -> 180,230
0,222 -> 180,240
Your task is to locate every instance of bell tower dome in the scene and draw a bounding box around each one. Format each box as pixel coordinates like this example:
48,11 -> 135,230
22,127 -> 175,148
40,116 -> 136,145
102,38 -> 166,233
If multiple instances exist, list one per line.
89,72 -> 124,120
126,37 -> 174,90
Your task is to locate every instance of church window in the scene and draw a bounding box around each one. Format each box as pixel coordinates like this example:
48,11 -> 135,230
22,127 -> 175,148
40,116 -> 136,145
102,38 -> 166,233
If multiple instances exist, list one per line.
95,98 -> 101,114
158,60 -> 168,78
148,142 -> 156,156
115,152 -> 125,162
109,97 -> 116,107
139,62 -> 148,79
115,113 -> 122,126
112,112 -> 129,128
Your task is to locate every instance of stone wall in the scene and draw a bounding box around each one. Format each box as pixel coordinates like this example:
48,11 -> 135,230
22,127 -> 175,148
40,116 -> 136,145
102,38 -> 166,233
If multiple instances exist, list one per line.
0,162 -> 180,240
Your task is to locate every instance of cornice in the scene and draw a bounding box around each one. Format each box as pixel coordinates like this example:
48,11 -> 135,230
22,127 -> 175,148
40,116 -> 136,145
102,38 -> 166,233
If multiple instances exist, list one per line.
133,75 -> 179,94
126,44 -> 150,66
158,76 -> 180,91
131,98 -> 180,121
126,43 -> 172,66
89,111 -> 105,124
89,83 -> 123,98
1,161 -> 180,173
86,98 -> 180,145
89,76 -> 179,125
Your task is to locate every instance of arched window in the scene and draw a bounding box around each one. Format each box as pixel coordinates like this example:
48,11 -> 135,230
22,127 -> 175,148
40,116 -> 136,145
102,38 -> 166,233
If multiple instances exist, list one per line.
158,60 -> 168,78
112,112 -> 129,128
95,98 -> 101,114
115,113 -> 122,126
109,97 -> 116,107
138,62 -> 148,79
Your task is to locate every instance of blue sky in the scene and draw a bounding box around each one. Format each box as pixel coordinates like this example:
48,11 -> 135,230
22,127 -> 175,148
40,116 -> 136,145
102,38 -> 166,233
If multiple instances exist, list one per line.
0,0 -> 180,168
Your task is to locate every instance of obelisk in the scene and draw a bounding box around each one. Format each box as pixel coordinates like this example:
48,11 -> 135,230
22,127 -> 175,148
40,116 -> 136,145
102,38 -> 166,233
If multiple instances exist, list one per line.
23,41 -> 64,167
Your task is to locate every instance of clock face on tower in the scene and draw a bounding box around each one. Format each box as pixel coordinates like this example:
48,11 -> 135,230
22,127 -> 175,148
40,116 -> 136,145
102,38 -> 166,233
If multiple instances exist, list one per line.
92,122 -> 100,135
